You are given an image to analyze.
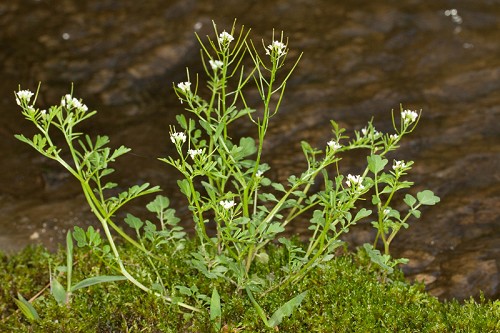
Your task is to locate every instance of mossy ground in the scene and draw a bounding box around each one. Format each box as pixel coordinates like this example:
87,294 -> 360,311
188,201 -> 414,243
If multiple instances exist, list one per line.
1,241 -> 498,332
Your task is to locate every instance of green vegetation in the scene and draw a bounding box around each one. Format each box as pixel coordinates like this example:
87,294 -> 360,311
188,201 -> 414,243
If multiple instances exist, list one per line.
9,20 -> 498,331
1,242 -> 498,332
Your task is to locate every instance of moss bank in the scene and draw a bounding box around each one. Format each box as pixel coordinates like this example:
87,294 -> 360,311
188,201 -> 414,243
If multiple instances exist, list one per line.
1,242 -> 498,332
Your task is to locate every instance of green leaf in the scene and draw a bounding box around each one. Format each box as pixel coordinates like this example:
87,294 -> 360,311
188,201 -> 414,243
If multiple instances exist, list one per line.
255,252 -> 270,264
233,107 -> 255,120
367,155 -> 388,174
300,141 -> 313,155
362,243 -> 393,274
146,195 -> 170,214
72,226 -> 87,247
268,291 -> 308,327
238,137 -> 257,158
246,288 -> 270,327
259,193 -> 278,202
177,179 -> 191,198
14,134 -> 32,145
94,135 -> 110,149
14,293 -> 39,321
411,209 -> 421,218
292,190 -> 306,198
353,208 -> 372,222
210,287 -> 221,331
417,190 -> 440,205
176,285 -> 193,296
176,114 -> 188,129
404,194 -> 417,207
271,183 -> 286,192
267,223 -> 285,235
310,210 -> 325,225
71,275 -> 127,292
110,145 -> 131,160
86,226 -> 101,246
124,214 -> 144,230
260,177 -> 271,186
50,276 -> 67,306
102,182 -> 118,190
201,181 -> 218,201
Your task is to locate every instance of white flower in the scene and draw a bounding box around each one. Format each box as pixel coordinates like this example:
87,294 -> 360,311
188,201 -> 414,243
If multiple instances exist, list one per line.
73,99 -> 88,112
265,40 -> 287,58
256,170 -> 264,177
170,132 -> 187,144
218,31 -> 234,45
346,174 -> 364,190
188,148 -> 203,159
220,200 -> 236,210
444,9 -> 458,16
327,140 -> 342,151
362,127 -> 381,138
61,94 -> 73,107
209,59 -> 224,70
401,109 -> 418,124
392,160 -> 407,171
177,82 -> 191,93
389,134 -> 398,141
61,94 -> 88,112
16,90 -> 34,105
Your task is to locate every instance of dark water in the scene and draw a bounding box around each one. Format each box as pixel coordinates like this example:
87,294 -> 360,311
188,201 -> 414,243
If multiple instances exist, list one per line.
0,0 -> 499,301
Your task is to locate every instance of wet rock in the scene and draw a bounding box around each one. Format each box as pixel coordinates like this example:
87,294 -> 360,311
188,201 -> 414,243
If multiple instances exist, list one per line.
400,249 -> 436,273
440,251 -> 499,300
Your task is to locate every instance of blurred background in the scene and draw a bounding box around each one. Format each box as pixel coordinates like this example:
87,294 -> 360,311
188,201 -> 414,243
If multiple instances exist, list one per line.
0,0 -> 498,301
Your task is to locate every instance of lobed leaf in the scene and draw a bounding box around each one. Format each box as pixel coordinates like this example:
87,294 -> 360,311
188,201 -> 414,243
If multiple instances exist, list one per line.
417,190 -> 440,205
268,291 -> 308,327
404,194 -> 417,207
367,154 -> 388,174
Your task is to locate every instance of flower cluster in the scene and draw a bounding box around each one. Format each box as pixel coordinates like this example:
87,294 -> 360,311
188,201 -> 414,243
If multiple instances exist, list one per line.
188,148 -> 203,159
170,132 -> 187,144
219,200 -> 236,210
401,109 -> 418,124
15,90 -> 34,106
389,134 -> 399,141
177,82 -> 191,93
392,160 -> 407,171
346,174 -> 364,190
361,126 -> 382,139
209,59 -> 224,71
327,140 -> 342,151
265,40 -> 287,59
61,94 -> 88,112
218,31 -> 234,45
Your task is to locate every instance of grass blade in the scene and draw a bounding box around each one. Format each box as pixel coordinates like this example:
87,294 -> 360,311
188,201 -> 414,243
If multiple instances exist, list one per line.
70,275 -> 127,292
50,275 -> 67,306
246,287 -> 269,327
14,293 -> 39,321
210,287 -> 222,331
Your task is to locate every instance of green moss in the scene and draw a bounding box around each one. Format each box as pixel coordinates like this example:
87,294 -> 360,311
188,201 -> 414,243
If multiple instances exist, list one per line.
1,242 -> 498,332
